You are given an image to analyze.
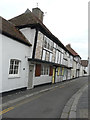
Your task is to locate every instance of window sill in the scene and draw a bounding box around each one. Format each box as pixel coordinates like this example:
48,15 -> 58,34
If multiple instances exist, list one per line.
43,47 -> 53,53
41,75 -> 49,76
8,76 -> 20,79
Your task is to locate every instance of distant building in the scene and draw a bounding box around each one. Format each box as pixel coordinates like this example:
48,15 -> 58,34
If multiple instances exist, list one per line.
80,60 -> 89,76
66,44 -> 81,78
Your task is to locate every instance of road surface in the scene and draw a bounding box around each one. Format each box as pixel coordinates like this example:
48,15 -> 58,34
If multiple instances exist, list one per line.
2,77 -> 88,118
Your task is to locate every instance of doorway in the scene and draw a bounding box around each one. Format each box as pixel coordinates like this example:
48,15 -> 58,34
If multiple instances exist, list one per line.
28,65 -> 34,89
52,68 -> 56,83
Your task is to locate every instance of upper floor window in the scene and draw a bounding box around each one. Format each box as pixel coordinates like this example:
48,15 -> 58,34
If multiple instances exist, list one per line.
43,35 -> 53,51
9,59 -> 20,76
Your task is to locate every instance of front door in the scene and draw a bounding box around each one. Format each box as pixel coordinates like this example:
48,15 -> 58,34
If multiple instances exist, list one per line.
52,68 -> 55,83
28,65 -> 34,89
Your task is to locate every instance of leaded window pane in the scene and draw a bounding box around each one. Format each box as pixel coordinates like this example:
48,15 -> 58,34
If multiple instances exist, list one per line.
9,59 -> 20,75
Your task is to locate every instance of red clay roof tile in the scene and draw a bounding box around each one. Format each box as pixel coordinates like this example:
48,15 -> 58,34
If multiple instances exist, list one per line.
66,44 -> 81,58
0,16 -> 31,46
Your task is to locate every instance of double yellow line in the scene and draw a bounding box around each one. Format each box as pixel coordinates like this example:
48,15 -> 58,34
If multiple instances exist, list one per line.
0,80 -> 74,116
0,94 -> 42,116
0,107 -> 14,115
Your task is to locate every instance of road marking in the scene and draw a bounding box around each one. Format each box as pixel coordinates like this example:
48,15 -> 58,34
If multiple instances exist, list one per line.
0,94 -> 42,116
59,86 -> 65,88
0,107 -> 14,115
0,79 -> 77,115
1,84 -> 67,115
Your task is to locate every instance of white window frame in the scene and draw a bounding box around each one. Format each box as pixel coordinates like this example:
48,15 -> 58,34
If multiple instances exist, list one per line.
45,51 -> 50,61
49,53 -> 52,62
8,59 -> 21,78
42,50 -> 46,60
43,35 -> 53,51
41,65 -> 49,75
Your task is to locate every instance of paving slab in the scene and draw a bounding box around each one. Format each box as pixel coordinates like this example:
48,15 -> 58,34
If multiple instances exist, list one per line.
76,87 -> 88,118
61,83 -> 88,119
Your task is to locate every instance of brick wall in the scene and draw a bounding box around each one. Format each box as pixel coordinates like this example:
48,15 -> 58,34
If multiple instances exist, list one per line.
52,48 -> 56,63
35,31 -> 43,59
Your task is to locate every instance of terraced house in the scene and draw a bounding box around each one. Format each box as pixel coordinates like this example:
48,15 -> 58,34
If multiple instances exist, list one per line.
66,44 -> 81,78
0,7 -> 88,93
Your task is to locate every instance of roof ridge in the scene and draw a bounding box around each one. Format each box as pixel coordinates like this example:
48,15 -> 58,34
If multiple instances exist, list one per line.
66,44 -> 81,58
8,9 -> 67,50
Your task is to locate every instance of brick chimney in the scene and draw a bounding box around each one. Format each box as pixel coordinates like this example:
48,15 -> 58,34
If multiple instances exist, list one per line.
32,7 -> 44,22
66,44 -> 71,48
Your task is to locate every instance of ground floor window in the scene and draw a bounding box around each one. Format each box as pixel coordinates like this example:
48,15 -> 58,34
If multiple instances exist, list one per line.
35,64 -> 41,77
41,65 -> 49,75
57,67 -> 64,76
9,59 -> 20,76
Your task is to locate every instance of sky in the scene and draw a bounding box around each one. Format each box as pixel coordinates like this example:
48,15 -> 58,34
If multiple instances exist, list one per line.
0,0 -> 88,59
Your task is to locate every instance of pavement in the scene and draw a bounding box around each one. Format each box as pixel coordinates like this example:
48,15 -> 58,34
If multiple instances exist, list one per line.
76,86 -> 88,118
61,83 -> 88,119
0,77 -> 88,119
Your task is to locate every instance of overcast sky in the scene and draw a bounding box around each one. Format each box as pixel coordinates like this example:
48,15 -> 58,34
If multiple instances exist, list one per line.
0,0 -> 88,59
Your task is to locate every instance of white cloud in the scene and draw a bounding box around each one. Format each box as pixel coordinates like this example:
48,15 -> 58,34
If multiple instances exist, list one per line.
0,0 -> 88,59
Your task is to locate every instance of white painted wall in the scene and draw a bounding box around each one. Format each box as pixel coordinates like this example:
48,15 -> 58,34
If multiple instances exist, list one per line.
72,60 -> 77,78
85,66 -> 89,76
20,28 -> 36,58
33,75 -> 52,86
2,34 -> 31,93
80,65 -> 84,76
32,64 -> 52,86
67,69 -> 71,79
80,65 -> 88,76
63,68 -> 67,80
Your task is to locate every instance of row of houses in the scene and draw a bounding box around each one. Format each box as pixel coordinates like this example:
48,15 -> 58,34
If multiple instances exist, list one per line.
0,7 -> 89,93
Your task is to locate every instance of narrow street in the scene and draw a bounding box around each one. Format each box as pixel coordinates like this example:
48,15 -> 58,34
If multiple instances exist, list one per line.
2,77 -> 88,118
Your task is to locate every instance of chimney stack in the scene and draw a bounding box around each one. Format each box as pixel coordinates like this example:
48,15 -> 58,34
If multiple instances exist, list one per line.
32,7 -> 44,22
66,44 -> 71,48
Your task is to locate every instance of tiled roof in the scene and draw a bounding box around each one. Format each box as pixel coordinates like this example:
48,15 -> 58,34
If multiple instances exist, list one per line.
81,60 -> 88,67
0,16 -> 32,46
9,11 -> 38,26
66,44 -> 81,58
9,10 -> 55,36
9,9 -> 67,50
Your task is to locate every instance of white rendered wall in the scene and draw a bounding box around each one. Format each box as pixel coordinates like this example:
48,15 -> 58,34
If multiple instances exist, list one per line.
20,28 -> 36,58
32,64 -> 52,86
85,66 -> 89,76
33,75 -> 52,86
2,35 -> 31,93
67,69 -> 71,79
80,65 -> 84,76
71,60 -> 77,78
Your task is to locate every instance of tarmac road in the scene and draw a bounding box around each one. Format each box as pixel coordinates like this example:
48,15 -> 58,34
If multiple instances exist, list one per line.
2,77 -> 88,118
